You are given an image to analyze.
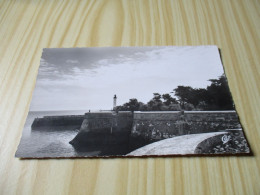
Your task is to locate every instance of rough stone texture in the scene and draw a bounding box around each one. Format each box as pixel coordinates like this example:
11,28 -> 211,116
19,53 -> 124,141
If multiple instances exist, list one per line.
129,111 -> 241,151
131,111 -> 240,140
68,111 -> 242,155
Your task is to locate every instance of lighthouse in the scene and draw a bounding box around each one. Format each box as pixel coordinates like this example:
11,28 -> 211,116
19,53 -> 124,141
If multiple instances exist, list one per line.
113,95 -> 117,110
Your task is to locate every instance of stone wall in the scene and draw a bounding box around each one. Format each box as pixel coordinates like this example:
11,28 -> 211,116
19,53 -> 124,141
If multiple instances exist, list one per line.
80,112 -> 133,132
129,111 -> 241,150
31,115 -> 85,130
69,112 -> 133,155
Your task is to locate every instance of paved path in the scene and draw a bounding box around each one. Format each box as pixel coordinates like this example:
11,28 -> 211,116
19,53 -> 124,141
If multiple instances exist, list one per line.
127,132 -> 227,156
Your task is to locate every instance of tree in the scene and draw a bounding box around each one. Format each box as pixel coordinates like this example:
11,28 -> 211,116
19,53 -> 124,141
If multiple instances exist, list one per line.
116,98 -> 144,111
168,103 -> 181,111
152,93 -> 162,102
173,86 -> 194,109
162,93 -> 178,106
116,74 -> 234,112
206,74 -> 234,110
190,88 -> 208,108
147,93 -> 163,111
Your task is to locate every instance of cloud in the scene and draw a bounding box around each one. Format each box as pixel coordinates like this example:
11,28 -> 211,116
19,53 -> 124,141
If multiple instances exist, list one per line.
31,46 -> 224,111
66,59 -> 79,64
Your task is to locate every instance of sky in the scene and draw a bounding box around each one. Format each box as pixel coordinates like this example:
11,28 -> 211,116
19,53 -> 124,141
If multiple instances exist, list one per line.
30,46 -> 224,111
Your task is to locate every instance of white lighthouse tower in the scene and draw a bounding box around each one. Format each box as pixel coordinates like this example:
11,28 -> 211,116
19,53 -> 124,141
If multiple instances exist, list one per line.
113,95 -> 117,110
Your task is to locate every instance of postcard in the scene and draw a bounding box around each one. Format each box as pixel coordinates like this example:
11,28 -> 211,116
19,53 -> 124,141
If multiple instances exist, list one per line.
16,46 -> 251,158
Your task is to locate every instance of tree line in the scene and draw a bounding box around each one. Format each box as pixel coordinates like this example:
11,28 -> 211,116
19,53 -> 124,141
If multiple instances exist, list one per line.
115,74 -> 234,111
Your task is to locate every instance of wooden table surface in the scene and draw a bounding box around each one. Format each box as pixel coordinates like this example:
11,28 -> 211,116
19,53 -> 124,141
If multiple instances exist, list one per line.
0,0 -> 259,194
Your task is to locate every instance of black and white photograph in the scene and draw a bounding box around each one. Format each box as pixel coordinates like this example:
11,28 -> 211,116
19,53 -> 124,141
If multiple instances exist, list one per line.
15,46 -> 250,158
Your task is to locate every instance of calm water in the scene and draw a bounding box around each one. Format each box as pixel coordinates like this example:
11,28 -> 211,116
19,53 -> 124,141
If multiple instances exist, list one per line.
16,110 -> 100,158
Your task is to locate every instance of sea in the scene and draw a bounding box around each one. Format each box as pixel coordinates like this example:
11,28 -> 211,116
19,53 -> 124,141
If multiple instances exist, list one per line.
15,110 -> 99,158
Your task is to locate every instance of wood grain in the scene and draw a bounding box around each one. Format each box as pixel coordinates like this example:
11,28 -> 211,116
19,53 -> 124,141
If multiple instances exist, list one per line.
0,0 -> 259,194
